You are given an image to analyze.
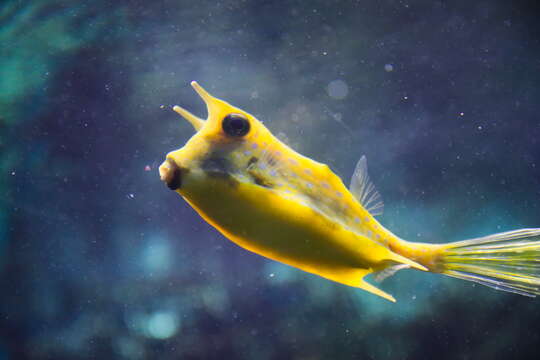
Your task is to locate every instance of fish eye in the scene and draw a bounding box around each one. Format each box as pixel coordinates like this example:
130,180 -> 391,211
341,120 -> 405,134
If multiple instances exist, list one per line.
222,113 -> 250,137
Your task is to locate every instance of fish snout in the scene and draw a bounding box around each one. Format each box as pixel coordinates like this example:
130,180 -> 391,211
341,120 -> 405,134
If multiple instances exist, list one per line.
159,158 -> 183,190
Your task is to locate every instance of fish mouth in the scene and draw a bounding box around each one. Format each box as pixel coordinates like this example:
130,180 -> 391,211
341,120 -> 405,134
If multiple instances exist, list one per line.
159,158 -> 183,190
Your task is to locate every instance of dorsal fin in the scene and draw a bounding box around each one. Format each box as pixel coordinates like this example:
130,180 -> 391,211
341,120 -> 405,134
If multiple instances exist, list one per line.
349,155 -> 384,216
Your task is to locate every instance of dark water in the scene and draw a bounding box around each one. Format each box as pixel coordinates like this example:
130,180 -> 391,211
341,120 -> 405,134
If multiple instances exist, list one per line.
2,0 -> 540,359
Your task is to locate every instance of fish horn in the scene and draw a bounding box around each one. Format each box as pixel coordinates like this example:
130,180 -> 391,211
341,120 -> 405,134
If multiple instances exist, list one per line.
172,105 -> 205,131
191,81 -> 215,103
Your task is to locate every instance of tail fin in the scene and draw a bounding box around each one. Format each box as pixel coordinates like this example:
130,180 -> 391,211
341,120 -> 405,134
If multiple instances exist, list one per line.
437,229 -> 540,297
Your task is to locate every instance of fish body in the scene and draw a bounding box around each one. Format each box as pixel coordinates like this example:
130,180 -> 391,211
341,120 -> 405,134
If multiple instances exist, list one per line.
159,82 -> 540,302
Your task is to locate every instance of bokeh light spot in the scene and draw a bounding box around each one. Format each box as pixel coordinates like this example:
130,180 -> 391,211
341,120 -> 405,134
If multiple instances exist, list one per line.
327,79 -> 349,99
142,236 -> 172,277
146,311 -> 179,339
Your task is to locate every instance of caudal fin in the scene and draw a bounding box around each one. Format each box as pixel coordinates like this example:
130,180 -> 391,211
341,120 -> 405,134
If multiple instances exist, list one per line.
436,229 -> 540,297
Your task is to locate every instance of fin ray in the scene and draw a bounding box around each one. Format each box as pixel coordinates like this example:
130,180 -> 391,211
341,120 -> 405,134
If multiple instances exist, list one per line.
438,228 -> 540,297
374,264 -> 410,283
350,155 -> 384,216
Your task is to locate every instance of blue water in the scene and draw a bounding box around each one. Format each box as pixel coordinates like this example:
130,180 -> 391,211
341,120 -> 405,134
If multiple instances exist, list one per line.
2,0 -> 540,359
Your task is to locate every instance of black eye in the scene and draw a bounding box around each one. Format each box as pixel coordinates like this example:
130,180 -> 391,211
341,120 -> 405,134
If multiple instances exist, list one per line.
222,113 -> 250,137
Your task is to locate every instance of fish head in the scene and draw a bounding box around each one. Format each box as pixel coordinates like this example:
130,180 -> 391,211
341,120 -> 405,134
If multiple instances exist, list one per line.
159,82 -> 277,195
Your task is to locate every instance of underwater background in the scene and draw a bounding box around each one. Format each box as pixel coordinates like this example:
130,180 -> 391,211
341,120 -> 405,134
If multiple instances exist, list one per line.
2,0 -> 540,359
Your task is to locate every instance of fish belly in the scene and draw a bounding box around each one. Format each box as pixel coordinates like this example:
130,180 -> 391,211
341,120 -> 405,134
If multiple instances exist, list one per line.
179,178 -> 397,287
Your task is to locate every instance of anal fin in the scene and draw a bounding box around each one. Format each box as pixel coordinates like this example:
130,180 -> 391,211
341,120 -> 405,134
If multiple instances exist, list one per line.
374,264 -> 410,283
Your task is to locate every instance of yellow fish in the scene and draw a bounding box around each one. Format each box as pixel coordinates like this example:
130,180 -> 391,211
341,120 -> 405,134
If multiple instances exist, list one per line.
159,81 -> 540,302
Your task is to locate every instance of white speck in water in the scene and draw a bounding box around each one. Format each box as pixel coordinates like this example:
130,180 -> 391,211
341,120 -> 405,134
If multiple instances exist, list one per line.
384,64 -> 394,72
327,80 -> 349,100
127,193 -> 135,199
11,171 -> 15,176
269,273 -> 275,278
144,165 -> 151,171
478,125 -> 483,130
459,112 -> 465,116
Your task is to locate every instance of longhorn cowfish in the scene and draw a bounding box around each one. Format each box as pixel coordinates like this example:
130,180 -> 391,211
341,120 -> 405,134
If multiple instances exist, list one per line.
159,82 -> 540,302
